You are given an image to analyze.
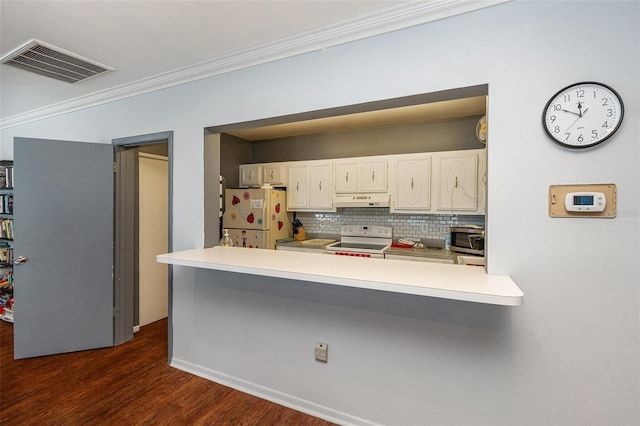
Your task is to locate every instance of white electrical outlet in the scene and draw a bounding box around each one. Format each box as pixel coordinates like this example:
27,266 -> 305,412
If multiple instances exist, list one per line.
315,342 -> 328,363
421,224 -> 428,232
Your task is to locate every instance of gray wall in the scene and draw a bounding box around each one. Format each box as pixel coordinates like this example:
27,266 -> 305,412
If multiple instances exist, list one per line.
220,133 -> 251,189
250,117 -> 485,163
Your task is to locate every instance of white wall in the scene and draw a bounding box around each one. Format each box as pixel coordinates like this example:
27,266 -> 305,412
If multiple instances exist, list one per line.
138,153 -> 168,326
2,1 -> 638,425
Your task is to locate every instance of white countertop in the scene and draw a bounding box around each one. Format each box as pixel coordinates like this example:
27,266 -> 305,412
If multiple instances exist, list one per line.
157,247 -> 523,306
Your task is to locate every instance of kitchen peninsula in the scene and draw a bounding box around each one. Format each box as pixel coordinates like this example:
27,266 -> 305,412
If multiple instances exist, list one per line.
157,247 -> 523,306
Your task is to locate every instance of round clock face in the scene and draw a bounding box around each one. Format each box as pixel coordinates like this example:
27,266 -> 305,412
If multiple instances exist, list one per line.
543,82 -> 624,149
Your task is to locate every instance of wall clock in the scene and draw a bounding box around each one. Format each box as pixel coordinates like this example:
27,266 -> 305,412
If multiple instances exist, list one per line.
542,81 -> 624,149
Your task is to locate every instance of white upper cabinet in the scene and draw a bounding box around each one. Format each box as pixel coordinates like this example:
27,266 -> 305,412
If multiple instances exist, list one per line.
309,161 -> 333,209
359,158 -> 388,192
390,149 -> 485,215
334,159 -> 359,193
286,163 -> 309,210
392,155 -> 431,212
263,163 -> 287,186
253,149 -> 485,214
334,157 -> 387,193
434,151 -> 479,212
286,160 -> 334,211
239,164 -> 262,187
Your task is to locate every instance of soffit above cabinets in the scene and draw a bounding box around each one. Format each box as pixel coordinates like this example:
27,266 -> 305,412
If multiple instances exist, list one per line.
227,96 -> 486,141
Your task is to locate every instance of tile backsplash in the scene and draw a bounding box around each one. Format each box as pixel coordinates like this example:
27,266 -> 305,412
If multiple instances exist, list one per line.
295,208 -> 484,241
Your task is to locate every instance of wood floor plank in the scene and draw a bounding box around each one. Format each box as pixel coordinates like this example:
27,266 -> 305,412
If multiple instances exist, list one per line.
0,319 -> 336,425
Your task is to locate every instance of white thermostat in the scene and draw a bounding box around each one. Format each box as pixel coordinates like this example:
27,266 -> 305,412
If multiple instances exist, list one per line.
565,192 -> 606,212
549,184 -> 616,218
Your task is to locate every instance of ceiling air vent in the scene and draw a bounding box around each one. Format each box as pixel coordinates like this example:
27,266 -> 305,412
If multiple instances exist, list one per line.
0,39 -> 113,84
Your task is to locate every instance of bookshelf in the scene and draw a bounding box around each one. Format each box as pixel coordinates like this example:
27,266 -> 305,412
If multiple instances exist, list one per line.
0,160 -> 14,323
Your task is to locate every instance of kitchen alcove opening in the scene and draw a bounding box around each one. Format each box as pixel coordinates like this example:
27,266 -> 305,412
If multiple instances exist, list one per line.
202,84 -> 489,262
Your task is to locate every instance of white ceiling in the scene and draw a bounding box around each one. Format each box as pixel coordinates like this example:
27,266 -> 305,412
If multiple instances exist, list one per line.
0,0 -> 503,129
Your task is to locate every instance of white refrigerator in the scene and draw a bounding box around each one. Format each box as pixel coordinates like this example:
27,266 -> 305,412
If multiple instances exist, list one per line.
223,188 -> 292,249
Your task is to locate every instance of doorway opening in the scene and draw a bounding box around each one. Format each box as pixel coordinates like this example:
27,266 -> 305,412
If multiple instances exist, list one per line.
113,131 -> 173,360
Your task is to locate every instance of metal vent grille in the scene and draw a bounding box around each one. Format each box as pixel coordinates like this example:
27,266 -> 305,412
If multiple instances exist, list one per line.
0,39 -> 113,84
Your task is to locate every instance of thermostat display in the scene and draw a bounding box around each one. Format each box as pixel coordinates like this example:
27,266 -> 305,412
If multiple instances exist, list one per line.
565,192 -> 605,212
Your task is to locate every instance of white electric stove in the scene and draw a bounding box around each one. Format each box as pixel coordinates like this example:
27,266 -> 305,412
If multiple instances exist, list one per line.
326,225 -> 392,258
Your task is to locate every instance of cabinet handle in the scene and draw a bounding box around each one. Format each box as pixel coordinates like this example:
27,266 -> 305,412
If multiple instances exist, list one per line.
14,256 -> 28,265
248,171 -> 252,180
319,181 -> 322,191
411,178 -> 414,190
296,182 -> 299,191
346,172 -> 349,183
270,170 -> 274,179
372,170 -> 375,181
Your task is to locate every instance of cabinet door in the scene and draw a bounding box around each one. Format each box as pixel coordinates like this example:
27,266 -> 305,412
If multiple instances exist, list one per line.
309,162 -> 333,209
436,152 -> 478,212
287,164 -> 309,210
360,158 -> 387,192
394,157 -> 431,211
263,163 -> 286,185
239,164 -> 262,187
334,159 -> 359,193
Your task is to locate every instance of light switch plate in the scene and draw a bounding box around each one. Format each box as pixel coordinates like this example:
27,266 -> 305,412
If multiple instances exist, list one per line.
549,184 -> 616,218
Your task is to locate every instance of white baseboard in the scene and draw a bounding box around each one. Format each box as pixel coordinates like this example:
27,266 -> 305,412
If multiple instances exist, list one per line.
170,358 -> 379,426
133,325 -> 140,333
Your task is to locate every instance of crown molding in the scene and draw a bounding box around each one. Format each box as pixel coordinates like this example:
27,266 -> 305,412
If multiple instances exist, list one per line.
1,0 -> 508,130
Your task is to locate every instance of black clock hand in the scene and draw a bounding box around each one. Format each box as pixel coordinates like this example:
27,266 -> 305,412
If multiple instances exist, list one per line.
577,100 -> 583,117
561,108 -> 581,116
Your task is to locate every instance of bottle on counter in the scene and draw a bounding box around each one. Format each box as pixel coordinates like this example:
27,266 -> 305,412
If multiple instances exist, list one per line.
219,229 -> 234,247
445,235 -> 451,251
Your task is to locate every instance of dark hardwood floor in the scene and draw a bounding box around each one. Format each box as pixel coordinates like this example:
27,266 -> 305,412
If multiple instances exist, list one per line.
0,318 -> 335,425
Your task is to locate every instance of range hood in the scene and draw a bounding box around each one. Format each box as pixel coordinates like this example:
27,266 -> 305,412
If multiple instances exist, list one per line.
334,194 -> 390,208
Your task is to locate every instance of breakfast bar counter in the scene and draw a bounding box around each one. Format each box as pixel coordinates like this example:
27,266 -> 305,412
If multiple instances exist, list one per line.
157,246 -> 523,306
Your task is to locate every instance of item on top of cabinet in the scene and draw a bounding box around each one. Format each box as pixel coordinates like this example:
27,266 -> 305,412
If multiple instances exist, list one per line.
300,238 -> 335,245
476,115 -> 487,144
294,227 -> 307,241
450,226 -> 484,255
391,241 -> 413,248
292,218 -> 306,240
392,238 -> 425,249
276,237 -> 296,243
421,238 -> 445,250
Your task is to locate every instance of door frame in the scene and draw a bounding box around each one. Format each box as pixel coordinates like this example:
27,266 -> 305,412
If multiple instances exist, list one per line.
113,131 -> 173,360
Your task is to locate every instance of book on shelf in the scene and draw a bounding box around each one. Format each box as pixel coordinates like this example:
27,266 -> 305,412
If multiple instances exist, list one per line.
0,165 -> 13,190
1,219 -> 13,239
0,195 -> 13,214
0,247 -> 13,265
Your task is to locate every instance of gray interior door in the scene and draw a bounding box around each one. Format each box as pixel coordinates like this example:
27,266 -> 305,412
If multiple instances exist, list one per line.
13,138 -> 114,359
